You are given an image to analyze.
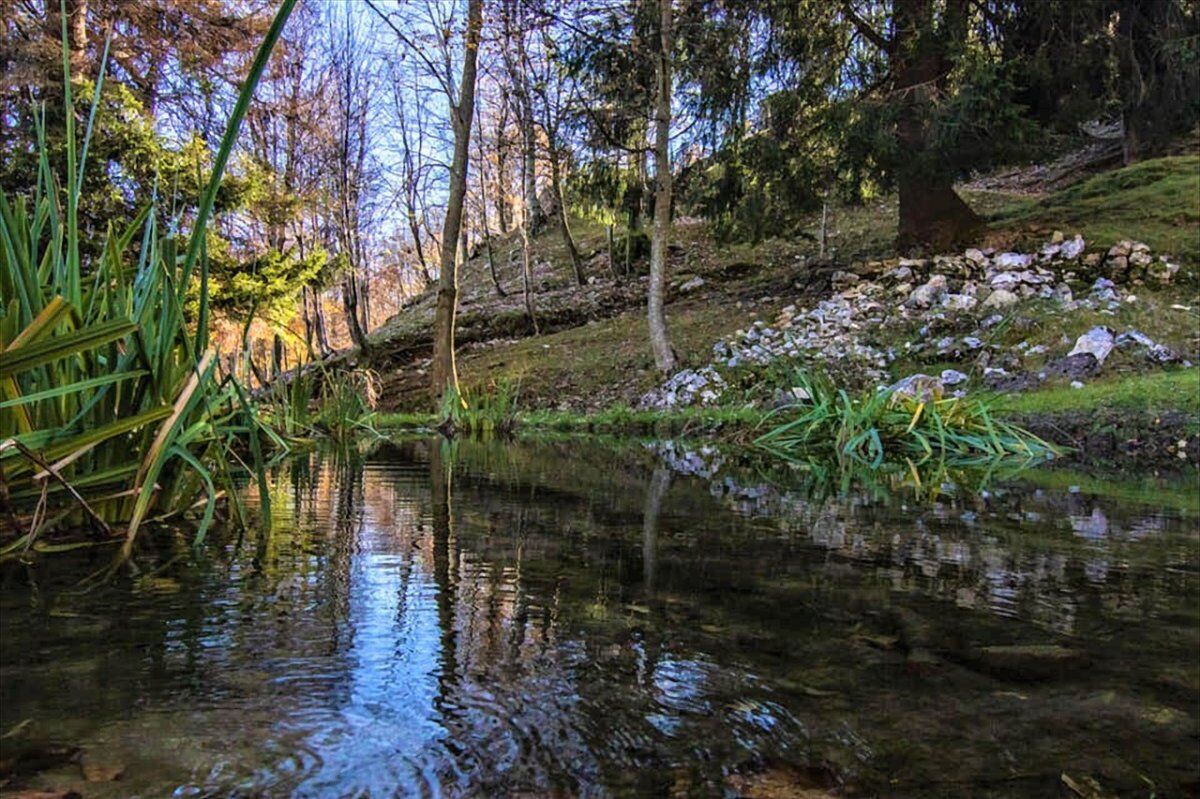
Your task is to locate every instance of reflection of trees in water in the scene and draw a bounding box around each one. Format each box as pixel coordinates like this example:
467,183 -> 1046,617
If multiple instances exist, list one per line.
641,441 -> 1197,638
642,466 -> 671,594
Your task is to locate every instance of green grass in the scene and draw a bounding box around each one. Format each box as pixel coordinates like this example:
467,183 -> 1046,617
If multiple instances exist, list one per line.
986,156 -> 1200,261
996,368 -> 1200,418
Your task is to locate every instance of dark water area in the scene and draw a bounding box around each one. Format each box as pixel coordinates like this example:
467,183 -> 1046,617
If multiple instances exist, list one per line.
1,439 -> 1198,798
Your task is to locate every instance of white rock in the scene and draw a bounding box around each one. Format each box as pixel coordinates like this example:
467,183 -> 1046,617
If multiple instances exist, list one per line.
905,275 -> 947,308
887,373 -> 944,401
1060,236 -> 1086,260
993,252 -> 1033,270
941,369 -> 969,387
982,289 -> 1019,310
941,293 -> 977,311
1068,327 -> 1115,365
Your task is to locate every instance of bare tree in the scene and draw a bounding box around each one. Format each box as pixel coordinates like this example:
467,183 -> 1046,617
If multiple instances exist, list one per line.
388,58 -> 436,287
530,26 -> 585,286
647,0 -> 676,372
430,0 -> 484,408
499,0 -> 545,235
325,4 -> 377,353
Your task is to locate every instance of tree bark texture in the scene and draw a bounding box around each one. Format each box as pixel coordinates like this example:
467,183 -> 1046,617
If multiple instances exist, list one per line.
430,0 -> 482,410
647,0 -> 677,373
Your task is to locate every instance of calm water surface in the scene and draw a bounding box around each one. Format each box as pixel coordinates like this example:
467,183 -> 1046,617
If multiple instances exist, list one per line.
1,439 -> 1197,797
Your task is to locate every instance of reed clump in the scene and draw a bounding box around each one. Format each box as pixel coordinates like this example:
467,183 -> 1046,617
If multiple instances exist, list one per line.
0,0 -> 298,558
755,371 -> 1057,467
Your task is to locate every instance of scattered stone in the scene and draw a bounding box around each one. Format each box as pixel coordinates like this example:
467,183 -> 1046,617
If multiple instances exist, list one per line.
1116,330 -> 1178,363
1068,327 -> 1115,365
993,252 -> 1033,270
971,644 -> 1089,681
641,234 -> 1185,408
941,293 -> 977,311
830,270 -> 860,291
941,369 -> 969,387
887,374 -> 944,401
1070,380 -> 1084,389
982,289 -> 1019,310
905,275 -> 948,308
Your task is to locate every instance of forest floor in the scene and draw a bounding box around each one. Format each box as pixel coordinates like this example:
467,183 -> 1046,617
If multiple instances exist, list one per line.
363,154 -> 1200,465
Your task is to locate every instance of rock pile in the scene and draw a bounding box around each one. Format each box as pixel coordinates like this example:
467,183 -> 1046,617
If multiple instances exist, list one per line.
639,235 -> 1187,409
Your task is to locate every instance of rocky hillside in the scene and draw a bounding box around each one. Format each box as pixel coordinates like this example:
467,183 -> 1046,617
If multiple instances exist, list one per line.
361,156 -> 1199,419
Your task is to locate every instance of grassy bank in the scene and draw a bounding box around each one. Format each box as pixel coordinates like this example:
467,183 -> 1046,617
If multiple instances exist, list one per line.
996,367 -> 1200,420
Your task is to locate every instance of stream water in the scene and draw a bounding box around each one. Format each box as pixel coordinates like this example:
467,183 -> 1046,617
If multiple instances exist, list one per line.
1,438 -> 1197,798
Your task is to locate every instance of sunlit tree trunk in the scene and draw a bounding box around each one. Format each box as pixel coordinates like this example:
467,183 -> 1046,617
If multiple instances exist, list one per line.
430,0 -> 482,410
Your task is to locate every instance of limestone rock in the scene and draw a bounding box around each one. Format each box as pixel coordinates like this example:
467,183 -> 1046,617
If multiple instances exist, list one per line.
1068,327 -> 1115,365
982,288 -> 1019,310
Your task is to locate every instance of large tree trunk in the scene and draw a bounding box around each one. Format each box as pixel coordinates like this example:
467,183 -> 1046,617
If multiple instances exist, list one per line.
430,0 -> 482,410
647,0 -> 676,373
891,0 -> 982,252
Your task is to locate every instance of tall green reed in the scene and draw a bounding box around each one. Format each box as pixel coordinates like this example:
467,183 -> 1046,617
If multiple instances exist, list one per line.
0,0 -> 298,559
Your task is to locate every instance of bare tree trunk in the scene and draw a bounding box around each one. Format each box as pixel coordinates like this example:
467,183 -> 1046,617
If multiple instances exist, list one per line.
313,289 -> 331,357
430,0 -> 483,410
501,0 -> 544,234
607,223 -> 619,280
548,147 -> 584,286
302,285 -> 316,361
475,112 -> 508,298
495,95 -> 513,233
343,273 -> 369,352
519,226 -> 539,335
647,0 -> 676,373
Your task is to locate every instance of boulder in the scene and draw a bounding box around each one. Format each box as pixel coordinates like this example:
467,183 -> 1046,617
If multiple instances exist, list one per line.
1068,326 -> 1115,365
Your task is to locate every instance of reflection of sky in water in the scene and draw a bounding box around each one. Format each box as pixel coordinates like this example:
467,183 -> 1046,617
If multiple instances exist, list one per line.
1,443 -> 1196,799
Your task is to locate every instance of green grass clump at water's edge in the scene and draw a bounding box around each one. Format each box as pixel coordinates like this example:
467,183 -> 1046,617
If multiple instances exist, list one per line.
755,372 -> 1057,467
